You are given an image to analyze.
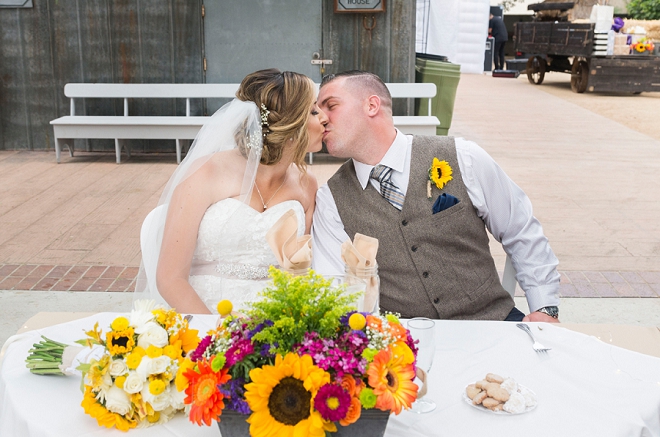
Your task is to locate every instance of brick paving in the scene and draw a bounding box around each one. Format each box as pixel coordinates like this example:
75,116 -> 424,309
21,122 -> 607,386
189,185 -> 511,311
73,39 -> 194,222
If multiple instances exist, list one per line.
1,263 -> 658,297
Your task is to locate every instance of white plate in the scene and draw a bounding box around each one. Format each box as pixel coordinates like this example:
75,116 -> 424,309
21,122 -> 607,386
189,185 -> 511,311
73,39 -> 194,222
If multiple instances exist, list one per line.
463,382 -> 537,415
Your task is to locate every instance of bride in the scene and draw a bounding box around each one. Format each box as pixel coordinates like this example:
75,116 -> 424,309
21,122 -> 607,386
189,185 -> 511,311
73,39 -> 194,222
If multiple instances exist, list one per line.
135,69 -> 327,314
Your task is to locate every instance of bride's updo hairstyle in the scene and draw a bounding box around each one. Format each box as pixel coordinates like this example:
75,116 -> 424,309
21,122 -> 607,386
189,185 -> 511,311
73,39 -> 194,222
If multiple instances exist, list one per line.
236,68 -> 315,168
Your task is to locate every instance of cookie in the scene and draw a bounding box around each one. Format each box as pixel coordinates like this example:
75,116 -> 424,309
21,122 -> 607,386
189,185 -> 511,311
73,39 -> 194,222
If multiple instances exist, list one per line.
485,373 -> 504,384
475,379 -> 489,390
482,397 -> 501,410
486,385 -> 510,403
472,391 -> 488,405
466,384 -> 482,400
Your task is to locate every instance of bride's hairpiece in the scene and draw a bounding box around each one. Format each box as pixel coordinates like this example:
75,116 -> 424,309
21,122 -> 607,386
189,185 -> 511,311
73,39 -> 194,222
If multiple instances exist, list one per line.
260,103 -> 271,138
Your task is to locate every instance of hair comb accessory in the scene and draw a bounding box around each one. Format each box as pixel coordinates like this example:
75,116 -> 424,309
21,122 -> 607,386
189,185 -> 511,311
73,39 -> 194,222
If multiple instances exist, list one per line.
260,103 -> 270,137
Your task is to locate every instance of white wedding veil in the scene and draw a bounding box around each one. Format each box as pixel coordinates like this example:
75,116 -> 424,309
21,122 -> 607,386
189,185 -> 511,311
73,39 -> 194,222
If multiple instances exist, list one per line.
133,99 -> 263,306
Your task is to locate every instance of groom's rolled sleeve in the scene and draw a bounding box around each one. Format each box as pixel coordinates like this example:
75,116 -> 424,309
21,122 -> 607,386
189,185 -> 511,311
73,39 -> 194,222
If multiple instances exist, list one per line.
312,183 -> 350,276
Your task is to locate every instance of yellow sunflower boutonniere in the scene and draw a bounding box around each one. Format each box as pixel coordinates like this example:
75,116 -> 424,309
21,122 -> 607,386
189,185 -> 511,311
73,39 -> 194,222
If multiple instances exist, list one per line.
427,158 -> 453,198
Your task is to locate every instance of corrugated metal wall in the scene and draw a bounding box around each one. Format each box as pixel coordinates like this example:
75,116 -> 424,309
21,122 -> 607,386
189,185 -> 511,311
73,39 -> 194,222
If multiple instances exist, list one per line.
0,0 -> 203,152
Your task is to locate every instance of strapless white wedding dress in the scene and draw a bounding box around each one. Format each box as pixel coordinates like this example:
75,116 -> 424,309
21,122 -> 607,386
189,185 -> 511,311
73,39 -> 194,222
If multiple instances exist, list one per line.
188,198 -> 305,313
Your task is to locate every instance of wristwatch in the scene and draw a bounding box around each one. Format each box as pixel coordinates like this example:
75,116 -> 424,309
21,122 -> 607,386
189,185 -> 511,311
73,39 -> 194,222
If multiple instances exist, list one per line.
536,306 -> 559,319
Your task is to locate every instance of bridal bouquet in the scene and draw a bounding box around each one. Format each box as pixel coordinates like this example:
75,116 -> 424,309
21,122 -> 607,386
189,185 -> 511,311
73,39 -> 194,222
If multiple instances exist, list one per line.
77,300 -> 200,431
178,268 -> 419,436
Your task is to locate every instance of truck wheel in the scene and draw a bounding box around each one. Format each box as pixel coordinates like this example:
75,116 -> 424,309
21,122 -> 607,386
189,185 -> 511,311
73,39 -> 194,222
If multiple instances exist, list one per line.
526,56 -> 546,85
570,59 -> 589,93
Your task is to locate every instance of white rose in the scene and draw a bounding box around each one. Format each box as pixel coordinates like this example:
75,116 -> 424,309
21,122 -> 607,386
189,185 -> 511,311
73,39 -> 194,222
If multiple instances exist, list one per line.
105,386 -> 132,416
123,371 -> 144,394
146,356 -> 170,376
137,323 -> 169,349
170,385 -> 186,410
108,359 -> 128,377
142,385 -> 172,412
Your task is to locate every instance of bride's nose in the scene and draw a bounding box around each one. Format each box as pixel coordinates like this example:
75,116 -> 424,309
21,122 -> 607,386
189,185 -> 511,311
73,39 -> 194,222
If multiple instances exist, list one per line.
318,108 -> 329,125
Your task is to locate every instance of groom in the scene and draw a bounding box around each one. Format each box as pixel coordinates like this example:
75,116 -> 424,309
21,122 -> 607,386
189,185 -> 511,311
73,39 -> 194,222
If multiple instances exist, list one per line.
311,70 -> 560,323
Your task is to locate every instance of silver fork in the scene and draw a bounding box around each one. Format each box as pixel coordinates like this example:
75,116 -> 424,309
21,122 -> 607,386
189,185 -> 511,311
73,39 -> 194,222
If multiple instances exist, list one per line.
516,323 -> 551,353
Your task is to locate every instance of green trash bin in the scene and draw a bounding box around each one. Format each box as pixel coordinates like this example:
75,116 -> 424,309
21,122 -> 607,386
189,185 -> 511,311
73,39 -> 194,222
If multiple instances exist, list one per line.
415,54 -> 461,136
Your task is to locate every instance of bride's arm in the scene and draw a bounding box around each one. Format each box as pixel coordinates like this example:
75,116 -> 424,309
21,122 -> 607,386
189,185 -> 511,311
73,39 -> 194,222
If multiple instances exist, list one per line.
157,166 -> 216,314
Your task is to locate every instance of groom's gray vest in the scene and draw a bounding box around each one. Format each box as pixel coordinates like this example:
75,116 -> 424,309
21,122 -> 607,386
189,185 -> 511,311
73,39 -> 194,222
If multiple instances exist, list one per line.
327,136 -> 514,320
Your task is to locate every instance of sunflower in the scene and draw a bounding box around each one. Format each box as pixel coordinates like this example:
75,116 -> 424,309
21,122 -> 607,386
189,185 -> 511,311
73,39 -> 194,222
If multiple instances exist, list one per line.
244,353 -> 331,437
367,349 -> 418,414
184,358 -> 231,426
106,327 -> 135,356
429,158 -> 453,190
634,43 -> 646,53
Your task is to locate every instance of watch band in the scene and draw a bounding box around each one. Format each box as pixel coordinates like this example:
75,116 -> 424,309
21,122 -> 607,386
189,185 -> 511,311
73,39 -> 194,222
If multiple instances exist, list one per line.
537,306 -> 559,319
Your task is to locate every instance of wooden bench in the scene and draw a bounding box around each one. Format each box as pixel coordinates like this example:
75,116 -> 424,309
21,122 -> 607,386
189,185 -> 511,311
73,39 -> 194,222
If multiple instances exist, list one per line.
50,83 -> 440,164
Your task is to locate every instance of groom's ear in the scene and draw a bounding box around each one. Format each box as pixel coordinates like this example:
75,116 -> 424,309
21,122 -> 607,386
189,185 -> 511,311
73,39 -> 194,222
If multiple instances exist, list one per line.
366,95 -> 381,117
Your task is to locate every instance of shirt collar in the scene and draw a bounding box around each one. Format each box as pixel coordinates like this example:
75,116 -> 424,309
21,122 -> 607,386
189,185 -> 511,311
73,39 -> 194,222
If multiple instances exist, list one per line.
354,129 -> 408,190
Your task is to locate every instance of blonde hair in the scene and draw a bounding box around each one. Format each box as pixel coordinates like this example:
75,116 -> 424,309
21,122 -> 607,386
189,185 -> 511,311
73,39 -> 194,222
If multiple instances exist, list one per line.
236,68 -> 315,169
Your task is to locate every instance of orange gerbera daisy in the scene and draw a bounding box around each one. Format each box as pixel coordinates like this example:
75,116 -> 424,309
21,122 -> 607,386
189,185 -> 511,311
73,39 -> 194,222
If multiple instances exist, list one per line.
184,358 -> 231,426
367,349 -> 418,414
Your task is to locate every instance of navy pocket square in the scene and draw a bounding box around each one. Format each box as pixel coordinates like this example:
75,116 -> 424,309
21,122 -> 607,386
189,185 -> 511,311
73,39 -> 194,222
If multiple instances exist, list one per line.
432,193 -> 459,214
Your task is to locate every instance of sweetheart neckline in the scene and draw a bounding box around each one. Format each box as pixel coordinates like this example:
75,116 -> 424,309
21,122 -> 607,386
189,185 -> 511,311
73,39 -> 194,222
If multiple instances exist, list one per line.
211,197 -> 304,215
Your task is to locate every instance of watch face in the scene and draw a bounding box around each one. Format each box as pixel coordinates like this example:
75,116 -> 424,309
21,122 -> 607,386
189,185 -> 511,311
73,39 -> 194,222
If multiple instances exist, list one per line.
540,306 -> 559,318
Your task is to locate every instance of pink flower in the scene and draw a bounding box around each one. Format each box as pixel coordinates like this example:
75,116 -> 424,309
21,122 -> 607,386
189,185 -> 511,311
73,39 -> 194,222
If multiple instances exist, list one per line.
314,384 -> 351,422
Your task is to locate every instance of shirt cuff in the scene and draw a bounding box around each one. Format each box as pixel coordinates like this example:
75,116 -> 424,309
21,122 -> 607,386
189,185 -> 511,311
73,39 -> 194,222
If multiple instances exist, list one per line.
524,283 -> 560,313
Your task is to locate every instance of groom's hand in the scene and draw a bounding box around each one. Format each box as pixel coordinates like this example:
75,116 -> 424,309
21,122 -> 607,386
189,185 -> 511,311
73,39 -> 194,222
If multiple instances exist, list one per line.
523,312 -> 560,323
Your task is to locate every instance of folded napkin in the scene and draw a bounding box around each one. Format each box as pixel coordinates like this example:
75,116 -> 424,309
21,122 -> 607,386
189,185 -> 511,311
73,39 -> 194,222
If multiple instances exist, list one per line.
432,193 -> 459,214
266,209 -> 312,273
341,233 -> 379,313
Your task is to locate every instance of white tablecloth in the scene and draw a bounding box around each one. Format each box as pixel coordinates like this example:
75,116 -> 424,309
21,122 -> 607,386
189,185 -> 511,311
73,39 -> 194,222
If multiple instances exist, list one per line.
1,313 -> 659,437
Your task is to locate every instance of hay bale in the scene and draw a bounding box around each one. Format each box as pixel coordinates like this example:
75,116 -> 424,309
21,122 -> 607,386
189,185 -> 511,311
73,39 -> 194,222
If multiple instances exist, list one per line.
623,20 -> 660,41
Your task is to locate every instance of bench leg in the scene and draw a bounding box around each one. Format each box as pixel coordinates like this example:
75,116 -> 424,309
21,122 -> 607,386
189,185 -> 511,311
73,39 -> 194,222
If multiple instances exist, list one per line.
176,139 -> 182,164
114,139 -> 122,164
55,139 -> 74,163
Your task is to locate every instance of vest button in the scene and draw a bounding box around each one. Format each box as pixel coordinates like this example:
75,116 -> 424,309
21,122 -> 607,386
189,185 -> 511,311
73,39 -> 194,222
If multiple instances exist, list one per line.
422,272 -> 429,278
402,219 -> 408,226
433,297 -> 440,304
411,245 -> 418,252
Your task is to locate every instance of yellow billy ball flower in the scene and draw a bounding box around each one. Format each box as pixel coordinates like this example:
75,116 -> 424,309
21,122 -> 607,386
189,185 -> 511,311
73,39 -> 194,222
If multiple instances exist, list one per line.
146,345 -> 163,358
126,352 -> 143,369
149,379 -> 166,395
217,299 -> 233,316
163,344 -> 180,360
115,375 -> 127,389
348,313 -> 367,330
111,317 -> 130,331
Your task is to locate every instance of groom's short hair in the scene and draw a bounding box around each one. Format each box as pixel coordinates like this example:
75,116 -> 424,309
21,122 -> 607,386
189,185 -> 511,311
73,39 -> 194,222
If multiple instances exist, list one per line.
321,70 -> 392,110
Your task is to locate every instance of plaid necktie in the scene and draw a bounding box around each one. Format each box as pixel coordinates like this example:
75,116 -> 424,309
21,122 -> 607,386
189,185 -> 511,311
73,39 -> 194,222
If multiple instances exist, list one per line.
370,164 -> 405,210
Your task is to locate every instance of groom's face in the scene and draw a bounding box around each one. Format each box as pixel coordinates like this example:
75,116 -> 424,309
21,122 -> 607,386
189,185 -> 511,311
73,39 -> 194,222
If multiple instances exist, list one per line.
318,78 -> 365,159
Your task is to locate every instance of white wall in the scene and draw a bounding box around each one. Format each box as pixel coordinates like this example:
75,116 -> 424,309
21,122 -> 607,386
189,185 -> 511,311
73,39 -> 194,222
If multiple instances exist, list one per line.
416,0 -> 490,74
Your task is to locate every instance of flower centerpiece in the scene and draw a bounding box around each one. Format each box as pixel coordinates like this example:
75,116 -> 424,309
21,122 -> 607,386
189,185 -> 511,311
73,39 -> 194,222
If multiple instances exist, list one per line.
631,37 -> 655,54
76,300 -> 200,431
178,268 -> 420,436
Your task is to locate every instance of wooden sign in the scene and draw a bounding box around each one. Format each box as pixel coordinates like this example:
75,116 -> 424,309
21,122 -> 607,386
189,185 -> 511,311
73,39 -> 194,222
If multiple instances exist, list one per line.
334,0 -> 385,13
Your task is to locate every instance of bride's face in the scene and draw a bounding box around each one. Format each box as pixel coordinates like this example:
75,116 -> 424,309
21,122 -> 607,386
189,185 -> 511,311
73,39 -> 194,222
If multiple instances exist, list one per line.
306,101 -> 327,153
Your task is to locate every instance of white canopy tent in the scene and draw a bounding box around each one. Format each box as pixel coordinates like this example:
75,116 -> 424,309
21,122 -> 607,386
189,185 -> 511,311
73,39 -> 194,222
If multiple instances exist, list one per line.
416,0 -> 491,74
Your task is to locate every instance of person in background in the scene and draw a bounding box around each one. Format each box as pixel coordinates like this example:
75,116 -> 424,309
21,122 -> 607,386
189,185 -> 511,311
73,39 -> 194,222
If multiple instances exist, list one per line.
489,13 -> 509,71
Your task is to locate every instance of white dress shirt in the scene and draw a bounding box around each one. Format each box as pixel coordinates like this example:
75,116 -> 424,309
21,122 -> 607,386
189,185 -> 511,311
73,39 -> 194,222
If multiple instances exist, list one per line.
312,131 -> 560,313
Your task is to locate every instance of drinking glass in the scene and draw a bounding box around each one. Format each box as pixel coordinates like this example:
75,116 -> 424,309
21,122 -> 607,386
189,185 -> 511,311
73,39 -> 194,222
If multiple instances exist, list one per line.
407,317 -> 436,414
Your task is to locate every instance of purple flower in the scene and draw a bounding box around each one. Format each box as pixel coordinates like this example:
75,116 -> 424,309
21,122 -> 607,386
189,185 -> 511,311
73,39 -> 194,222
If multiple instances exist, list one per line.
219,378 -> 251,415
314,384 -> 351,422
189,335 -> 212,362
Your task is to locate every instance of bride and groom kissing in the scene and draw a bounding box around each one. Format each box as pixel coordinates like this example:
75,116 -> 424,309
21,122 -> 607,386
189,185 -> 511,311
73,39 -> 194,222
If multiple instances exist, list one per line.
136,68 -> 561,324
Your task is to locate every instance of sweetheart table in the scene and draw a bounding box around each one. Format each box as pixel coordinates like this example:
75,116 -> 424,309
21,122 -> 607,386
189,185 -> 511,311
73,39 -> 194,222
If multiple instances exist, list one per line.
1,313 -> 659,437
